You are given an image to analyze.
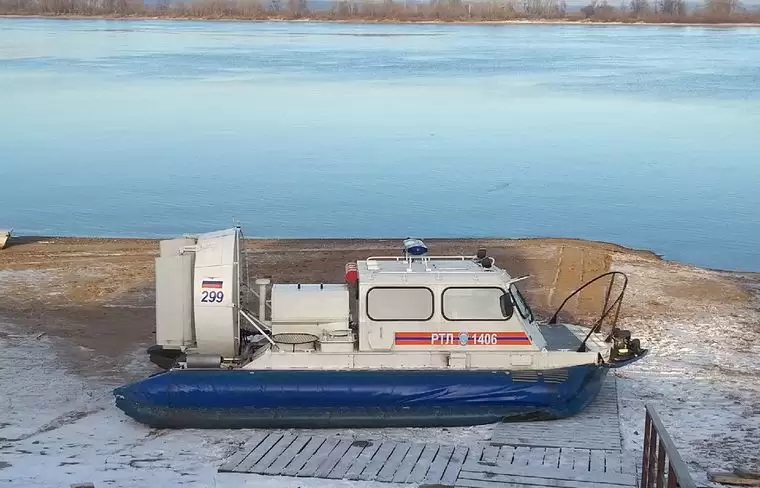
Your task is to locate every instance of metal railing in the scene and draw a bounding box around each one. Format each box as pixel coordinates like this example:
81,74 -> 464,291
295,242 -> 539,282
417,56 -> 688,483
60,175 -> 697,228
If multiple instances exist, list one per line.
547,271 -> 628,352
641,404 -> 697,488
548,271 -> 628,332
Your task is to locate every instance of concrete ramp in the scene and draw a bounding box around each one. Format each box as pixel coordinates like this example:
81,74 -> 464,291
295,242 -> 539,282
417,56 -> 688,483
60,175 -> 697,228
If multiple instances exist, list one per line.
0,229 -> 11,249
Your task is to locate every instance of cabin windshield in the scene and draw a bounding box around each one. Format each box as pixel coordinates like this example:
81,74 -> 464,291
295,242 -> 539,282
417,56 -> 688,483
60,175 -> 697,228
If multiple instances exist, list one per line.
509,284 -> 534,322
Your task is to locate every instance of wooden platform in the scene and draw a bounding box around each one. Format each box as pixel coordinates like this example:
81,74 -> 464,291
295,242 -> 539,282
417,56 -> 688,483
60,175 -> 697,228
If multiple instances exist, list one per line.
490,374 -> 623,451
219,376 -> 636,487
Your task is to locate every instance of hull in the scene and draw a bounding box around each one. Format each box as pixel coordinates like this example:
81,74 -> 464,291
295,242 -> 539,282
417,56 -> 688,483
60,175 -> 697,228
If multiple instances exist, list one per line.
113,365 -> 609,429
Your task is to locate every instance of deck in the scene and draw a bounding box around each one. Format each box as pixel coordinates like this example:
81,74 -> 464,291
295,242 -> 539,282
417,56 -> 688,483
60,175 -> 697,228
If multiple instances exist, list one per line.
219,376 -> 637,487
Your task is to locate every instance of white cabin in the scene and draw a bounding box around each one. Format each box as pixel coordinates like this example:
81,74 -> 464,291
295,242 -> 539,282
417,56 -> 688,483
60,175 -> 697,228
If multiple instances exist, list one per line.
351,255 -> 547,352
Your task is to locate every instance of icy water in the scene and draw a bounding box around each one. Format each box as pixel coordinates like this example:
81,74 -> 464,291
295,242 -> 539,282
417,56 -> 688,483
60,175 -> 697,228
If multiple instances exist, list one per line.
1,19 -> 759,271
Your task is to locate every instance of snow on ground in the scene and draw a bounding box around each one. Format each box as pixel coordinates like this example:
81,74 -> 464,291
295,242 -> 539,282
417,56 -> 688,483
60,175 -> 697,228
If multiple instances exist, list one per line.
612,256 -> 760,487
0,269 -> 59,300
0,322 -> 489,488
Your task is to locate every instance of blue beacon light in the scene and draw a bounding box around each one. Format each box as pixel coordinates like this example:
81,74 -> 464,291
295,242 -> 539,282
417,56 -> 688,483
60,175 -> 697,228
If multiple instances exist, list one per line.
403,238 -> 428,256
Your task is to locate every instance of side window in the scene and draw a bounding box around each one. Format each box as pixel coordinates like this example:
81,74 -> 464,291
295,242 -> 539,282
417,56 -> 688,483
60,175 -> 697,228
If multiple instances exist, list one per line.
366,287 -> 434,321
510,284 -> 533,321
442,287 -> 506,321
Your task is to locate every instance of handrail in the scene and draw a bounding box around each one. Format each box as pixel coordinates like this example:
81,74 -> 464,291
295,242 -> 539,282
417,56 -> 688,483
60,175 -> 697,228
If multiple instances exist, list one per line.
365,255 -> 474,262
548,271 -> 628,331
547,271 -> 628,352
641,404 -> 697,488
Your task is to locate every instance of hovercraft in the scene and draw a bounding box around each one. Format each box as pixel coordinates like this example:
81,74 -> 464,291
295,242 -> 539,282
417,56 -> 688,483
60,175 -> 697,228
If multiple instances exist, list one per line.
114,228 -> 647,429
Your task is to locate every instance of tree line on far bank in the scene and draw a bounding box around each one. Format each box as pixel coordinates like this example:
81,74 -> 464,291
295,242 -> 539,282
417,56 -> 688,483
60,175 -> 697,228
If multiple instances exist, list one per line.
1,0 -> 758,23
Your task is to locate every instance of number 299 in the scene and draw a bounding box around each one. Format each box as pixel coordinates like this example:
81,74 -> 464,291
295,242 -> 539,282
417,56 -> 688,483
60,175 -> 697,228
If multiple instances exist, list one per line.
201,290 -> 224,303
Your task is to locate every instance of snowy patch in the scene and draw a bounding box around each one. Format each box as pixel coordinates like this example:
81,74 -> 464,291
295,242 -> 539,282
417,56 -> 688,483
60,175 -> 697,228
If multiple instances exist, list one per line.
614,316 -> 760,487
0,269 -> 57,291
610,257 -> 760,486
0,322 -> 482,488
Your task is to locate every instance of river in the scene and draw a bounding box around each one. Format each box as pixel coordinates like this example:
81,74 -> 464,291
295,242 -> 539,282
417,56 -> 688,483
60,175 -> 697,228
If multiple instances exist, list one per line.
1,18 -> 759,271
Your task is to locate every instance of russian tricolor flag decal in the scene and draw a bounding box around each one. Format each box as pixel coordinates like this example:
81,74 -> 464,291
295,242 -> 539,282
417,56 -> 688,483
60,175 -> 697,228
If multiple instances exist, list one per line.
201,280 -> 224,289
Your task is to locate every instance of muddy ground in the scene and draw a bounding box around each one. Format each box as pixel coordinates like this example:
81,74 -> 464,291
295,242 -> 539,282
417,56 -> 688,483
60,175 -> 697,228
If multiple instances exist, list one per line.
0,235 -> 758,485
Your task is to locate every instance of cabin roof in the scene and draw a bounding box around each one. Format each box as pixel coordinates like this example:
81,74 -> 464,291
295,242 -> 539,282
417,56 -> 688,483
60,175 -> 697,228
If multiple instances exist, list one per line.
356,257 -> 512,286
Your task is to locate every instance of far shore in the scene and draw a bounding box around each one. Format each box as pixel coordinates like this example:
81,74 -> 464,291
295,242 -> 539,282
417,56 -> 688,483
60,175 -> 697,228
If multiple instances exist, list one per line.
3,13 -> 760,27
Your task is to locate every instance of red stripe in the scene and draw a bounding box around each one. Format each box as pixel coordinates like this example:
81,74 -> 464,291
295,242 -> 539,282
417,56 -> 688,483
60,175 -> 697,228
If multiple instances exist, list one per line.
394,331 -> 532,346
394,331 -> 528,338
